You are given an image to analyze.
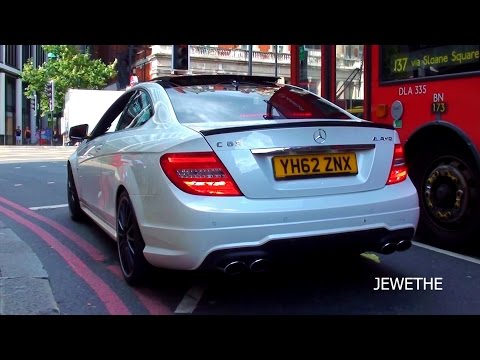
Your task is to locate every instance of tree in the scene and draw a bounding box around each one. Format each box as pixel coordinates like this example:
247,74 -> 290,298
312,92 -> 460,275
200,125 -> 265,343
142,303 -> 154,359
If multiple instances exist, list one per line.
22,45 -> 117,117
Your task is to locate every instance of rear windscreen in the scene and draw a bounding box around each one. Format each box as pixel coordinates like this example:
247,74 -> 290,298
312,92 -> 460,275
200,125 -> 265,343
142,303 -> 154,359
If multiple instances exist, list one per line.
165,83 -> 352,123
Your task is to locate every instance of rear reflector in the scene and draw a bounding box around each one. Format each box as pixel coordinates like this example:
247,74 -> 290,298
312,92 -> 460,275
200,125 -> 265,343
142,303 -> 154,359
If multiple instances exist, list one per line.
376,104 -> 388,118
160,152 -> 242,196
387,144 -> 408,185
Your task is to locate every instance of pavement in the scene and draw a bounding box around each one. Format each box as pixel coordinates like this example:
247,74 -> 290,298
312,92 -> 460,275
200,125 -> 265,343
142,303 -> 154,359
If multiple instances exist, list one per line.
0,219 -> 59,315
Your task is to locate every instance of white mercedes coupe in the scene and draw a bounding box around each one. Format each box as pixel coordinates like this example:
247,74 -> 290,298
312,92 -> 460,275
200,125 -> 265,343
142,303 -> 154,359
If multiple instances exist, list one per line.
67,75 -> 419,286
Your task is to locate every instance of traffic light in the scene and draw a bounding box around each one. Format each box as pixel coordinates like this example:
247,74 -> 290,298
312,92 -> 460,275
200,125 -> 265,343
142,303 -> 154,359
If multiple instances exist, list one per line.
31,93 -> 38,116
45,80 -> 55,111
172,45 -> 189,71
299,45 -> 309,86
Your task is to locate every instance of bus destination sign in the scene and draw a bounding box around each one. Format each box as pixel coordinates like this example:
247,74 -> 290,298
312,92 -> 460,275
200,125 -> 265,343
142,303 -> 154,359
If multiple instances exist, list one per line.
391,45 -> 480,74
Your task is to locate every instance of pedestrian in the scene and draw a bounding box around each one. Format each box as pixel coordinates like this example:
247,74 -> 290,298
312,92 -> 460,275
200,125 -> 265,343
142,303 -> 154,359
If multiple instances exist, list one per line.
53,129 -> 59,145
25,126 -> 31,145
62,130 -> 68,146
129,69 -> 139,87
15,126 -> 22,145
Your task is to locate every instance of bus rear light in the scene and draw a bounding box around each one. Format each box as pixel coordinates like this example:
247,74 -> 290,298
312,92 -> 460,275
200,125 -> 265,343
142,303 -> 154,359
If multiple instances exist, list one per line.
376,104 -> 388,118
387,144 -> 408,185
160,152 -> 243,196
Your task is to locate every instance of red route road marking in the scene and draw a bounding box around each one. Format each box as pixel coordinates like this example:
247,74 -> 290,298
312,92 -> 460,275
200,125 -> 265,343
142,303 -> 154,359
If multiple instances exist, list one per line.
0,195 -> 172,315
0,204 -> 130,315
0,196 -> 105,261
107,265 -> 172,315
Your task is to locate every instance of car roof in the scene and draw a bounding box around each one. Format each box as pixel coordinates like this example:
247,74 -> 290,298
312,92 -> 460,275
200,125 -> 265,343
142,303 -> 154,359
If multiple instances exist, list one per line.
151,74 -> 280,88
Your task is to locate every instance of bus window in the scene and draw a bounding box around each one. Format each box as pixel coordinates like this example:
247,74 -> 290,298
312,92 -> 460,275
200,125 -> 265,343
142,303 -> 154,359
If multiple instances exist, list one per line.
347,105 -> 363,118
335,45 -> 364,118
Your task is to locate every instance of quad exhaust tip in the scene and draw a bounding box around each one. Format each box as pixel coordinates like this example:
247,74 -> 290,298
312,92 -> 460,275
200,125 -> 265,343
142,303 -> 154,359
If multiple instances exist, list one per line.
379,240 -> 413,254
223,261 -> 247,276
221,259 -> 273,275
249,258 -> 272,273
396,240 -> 412,252
380,242 -> 397,255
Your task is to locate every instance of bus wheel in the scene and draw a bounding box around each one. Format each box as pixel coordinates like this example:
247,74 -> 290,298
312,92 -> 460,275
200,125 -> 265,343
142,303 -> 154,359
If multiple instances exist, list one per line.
411,147 -> 480,250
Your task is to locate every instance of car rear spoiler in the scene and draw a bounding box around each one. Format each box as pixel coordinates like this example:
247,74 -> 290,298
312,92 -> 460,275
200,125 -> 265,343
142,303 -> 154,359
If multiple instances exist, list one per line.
153,74 -> 280,87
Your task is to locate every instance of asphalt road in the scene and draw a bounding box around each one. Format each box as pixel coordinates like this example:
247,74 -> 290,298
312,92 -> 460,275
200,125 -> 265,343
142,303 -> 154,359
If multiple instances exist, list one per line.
1,146 -> 480,315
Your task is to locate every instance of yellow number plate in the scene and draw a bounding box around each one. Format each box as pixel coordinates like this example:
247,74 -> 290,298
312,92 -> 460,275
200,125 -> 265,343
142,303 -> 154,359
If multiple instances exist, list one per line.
272,153 -> 358,180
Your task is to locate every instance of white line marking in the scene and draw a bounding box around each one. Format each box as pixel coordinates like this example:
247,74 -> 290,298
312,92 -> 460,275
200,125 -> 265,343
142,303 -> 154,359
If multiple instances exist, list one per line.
413,241 -> 480,265
29,204 -> 69,211
47,182 -> 55,184
40,165 -> 46,168
174,285 -> 206,314
14,166 -> 21,169
2,158 -> 39,161
14,184 -> 23,187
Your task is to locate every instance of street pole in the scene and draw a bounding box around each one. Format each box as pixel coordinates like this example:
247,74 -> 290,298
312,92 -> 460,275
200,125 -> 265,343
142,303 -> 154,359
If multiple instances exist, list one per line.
32,92 -> 38,146
274,45 -> 278,77
248,45 -> 253,75
50,111 -> 53,146
46,53 -> 57,146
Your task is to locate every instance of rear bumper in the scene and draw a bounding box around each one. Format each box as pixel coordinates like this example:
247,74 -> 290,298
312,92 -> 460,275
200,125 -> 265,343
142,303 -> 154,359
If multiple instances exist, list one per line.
132,178 -> 419,271
199,227 -> 415,270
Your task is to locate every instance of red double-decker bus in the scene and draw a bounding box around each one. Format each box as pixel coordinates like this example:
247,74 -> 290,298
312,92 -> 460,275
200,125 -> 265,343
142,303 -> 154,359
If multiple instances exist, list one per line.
290,44 -> 480,249
365,45 -> 480,249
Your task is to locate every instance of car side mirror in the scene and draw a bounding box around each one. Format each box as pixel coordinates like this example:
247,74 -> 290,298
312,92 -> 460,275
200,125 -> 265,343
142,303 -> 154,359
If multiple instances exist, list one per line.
69,124 -> 89,141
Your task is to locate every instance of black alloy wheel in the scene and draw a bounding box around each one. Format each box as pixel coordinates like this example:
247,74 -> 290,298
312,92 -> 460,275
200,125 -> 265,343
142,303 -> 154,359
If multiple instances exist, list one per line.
67,165 -> 85,222
116,191 -> 150,286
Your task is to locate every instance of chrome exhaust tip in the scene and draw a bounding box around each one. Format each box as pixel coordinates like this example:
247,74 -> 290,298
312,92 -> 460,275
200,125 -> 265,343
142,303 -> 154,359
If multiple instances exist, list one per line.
249,258 -> 272,273
223,261 -> 247,276
380,243 -> 396,255
396,240 -> 412,252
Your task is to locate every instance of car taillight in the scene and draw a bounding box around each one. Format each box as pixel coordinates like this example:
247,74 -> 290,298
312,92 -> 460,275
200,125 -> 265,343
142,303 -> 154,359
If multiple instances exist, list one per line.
387,144 -> 408,185
160,152 -> 243,196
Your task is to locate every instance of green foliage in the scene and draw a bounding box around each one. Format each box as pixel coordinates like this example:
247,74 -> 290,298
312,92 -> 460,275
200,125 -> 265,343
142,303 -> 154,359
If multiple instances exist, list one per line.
22,45 -> 117,116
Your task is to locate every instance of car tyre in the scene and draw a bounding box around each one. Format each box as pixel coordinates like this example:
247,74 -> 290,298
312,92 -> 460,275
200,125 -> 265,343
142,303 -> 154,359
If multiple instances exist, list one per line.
117,190 -> 150,286
409,145 -> 480,250
67,164 -> 85,222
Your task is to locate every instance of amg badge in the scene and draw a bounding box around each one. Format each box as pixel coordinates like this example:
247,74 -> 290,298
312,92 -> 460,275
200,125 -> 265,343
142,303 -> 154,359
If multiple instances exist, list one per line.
372,136 -> 393,141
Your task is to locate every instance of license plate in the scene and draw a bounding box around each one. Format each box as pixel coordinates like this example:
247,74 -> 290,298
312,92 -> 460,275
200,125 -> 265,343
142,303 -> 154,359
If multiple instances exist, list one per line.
272,153 -> 358,180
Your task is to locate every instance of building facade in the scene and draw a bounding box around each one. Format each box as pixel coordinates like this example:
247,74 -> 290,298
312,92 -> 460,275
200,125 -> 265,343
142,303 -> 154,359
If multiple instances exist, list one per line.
0,44 -> 362,146
0,44 -> 364,145
0,45 -> 47,145
92,45 -> 364,111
